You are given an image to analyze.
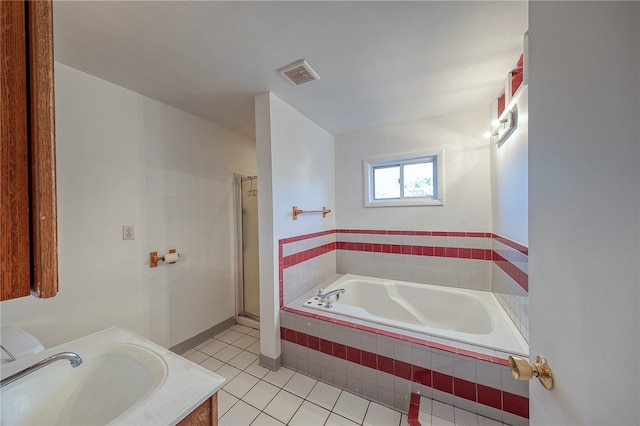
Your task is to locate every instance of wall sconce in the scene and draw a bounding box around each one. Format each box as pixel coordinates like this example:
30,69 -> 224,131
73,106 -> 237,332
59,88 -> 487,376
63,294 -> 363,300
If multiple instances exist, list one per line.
492,106 -> 518,148
490,43 -> 526,148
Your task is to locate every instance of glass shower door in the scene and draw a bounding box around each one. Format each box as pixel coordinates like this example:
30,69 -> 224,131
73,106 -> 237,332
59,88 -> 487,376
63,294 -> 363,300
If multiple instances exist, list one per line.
240,176 -> 260,320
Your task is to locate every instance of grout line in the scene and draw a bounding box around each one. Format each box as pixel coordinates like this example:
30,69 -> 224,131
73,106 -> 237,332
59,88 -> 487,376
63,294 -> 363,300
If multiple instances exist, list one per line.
361,402 -> 371,426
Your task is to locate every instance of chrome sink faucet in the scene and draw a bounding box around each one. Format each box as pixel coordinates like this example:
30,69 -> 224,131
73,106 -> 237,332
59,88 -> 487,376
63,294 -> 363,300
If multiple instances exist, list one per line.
320,288 -> 345,308
1,352 -> 82,388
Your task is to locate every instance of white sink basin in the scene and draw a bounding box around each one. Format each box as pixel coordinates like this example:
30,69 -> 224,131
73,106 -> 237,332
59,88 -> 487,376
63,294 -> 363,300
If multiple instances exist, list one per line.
0,328 -> 225,425
2,344 -> 167,425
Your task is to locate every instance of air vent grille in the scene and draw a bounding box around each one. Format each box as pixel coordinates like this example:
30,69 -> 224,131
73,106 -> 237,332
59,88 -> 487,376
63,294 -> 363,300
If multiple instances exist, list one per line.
278,60 -> 320,86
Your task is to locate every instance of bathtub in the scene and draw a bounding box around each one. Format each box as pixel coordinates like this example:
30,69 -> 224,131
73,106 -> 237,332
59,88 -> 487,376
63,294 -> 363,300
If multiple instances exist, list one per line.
304,274 -> 528,356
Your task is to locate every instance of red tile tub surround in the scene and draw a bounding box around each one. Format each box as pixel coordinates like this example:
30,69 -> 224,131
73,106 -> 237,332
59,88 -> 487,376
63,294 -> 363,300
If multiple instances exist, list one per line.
278,229 -> 528,348
278,229 -> 529,421
494,251 -> 528,292
278,229 -> 528,296
281,241 -> 336,269
280,231 -> 518,261
280,325 -> 529,419
335,241 -> 493,260
492,233 -> 528,256
279,229 -> 336,244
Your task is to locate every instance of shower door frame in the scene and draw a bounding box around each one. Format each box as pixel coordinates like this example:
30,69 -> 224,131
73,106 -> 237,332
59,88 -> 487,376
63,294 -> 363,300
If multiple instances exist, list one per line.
234,174 -> 260,324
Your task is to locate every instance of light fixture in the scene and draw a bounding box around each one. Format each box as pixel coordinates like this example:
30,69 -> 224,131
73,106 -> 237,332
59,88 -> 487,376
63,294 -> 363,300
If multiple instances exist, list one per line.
490,39 -> 526,148
491,106 -> 518,148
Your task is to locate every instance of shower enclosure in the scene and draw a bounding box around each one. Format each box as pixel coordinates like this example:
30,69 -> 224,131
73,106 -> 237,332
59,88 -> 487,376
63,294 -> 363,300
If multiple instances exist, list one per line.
235,175 -> 260,323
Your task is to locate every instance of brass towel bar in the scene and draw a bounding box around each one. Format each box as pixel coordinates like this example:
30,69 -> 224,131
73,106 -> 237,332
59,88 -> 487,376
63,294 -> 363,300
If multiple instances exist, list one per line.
292,206 -> 332,220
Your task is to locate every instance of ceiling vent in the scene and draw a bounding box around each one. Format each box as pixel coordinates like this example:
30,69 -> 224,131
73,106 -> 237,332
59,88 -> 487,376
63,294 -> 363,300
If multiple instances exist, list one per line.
278,60 -> 320,86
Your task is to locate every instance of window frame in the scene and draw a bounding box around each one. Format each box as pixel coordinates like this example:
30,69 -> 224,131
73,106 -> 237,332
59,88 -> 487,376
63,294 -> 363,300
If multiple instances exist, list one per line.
363,150 -> 444,207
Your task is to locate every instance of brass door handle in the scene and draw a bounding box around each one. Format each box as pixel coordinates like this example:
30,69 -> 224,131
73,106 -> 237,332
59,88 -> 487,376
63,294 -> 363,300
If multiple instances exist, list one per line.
508,355 -> 554,390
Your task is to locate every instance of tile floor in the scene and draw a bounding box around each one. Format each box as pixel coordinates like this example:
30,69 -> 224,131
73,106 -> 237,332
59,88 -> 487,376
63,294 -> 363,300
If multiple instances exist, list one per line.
181,324 -> 510,426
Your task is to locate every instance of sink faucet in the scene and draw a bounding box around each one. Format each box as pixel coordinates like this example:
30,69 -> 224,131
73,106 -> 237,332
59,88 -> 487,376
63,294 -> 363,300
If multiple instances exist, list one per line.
1,344 -> 17,361
320,288 -> 345,308
1,352 -> 82,388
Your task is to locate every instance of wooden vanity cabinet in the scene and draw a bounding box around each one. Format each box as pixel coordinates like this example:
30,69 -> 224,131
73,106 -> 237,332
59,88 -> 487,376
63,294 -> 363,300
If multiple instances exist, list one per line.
1,0 -> 58,300
177,394 -> 219,426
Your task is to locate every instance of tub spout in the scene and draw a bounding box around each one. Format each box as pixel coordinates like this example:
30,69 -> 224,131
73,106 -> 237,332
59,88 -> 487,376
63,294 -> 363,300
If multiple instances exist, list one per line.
321,288 -> 345,308
1,352 -> 82,388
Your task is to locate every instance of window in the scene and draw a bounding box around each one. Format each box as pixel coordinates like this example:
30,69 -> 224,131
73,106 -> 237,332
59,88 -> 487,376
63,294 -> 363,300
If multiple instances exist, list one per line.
364,151 -> 444,207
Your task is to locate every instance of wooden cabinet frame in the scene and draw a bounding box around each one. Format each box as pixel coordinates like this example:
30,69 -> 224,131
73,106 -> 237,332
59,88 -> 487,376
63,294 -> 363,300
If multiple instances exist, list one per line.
177,394 -> 219,426
1,0 -> 57,300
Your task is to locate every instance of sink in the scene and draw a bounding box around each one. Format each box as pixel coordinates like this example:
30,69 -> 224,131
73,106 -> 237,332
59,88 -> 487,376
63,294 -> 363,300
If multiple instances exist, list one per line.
2,344 -> 167,425
0,327 -> 225,425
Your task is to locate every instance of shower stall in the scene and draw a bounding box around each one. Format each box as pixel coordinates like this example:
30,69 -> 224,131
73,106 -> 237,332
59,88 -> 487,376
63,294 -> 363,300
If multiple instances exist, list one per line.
235,175 -> 260,325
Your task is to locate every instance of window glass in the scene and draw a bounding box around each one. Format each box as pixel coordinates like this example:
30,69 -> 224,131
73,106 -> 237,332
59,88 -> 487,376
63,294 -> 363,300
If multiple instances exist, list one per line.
364,151 -> 444,207
403,162 -> 434,198
373,165 -> 400,199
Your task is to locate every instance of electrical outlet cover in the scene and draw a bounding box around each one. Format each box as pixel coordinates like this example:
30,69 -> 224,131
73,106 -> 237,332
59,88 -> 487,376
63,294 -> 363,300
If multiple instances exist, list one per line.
123,225 -> 135,240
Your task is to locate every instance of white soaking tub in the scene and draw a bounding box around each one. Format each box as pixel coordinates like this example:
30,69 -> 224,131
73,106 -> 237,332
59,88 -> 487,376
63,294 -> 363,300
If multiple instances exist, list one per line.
304,274 -> 528,355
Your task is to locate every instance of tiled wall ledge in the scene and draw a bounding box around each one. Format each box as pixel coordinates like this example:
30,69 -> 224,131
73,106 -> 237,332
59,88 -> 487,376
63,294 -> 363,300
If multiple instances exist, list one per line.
280,306 -> 529,426
279,229 -> 528,304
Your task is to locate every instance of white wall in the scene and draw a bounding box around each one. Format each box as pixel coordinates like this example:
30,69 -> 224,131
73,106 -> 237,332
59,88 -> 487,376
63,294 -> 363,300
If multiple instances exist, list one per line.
529,2 -> 639,424
491,88 -> 528,246
0,63 -> 256,349
256,92 -> 335,362
334,109 -> 491,232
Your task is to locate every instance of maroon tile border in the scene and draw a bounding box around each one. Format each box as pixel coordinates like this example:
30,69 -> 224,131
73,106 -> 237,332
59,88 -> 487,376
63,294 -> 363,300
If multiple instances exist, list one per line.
494,252 -> 528,292
281,326 -> 529,419
336,241 -> 493,261
502,390 -> 530,418
281,306 -> 509,366
278,229 -> 528,295
336,229 -> 492,238
478,384 -> 502,410
492,233 -> 528,256
281,242 -> 336,269
280,229 -> 336,245
408,393 -> 421,426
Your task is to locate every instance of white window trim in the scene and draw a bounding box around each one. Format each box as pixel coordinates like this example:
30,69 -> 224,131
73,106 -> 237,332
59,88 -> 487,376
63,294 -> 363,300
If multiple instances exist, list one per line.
363,150 -> 445,207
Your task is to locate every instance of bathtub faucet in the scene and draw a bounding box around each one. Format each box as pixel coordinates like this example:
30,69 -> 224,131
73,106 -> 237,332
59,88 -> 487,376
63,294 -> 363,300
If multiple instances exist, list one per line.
320,288 -> 345,308
1,352 -> 83,388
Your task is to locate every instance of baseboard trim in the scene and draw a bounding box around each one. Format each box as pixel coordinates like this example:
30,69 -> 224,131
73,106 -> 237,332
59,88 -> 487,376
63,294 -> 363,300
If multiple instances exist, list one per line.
259,353 -> 281,371
236,316 -> 260,329
169,316 -> 236,354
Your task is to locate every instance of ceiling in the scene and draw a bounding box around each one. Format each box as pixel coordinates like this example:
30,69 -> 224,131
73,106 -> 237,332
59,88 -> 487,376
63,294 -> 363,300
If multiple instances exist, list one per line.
53,1 -> 528,139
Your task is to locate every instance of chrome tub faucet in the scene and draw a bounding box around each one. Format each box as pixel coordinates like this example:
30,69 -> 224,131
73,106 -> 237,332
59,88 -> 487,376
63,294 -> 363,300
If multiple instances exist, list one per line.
1,352 -> 82,388
319,288 -> 345,308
